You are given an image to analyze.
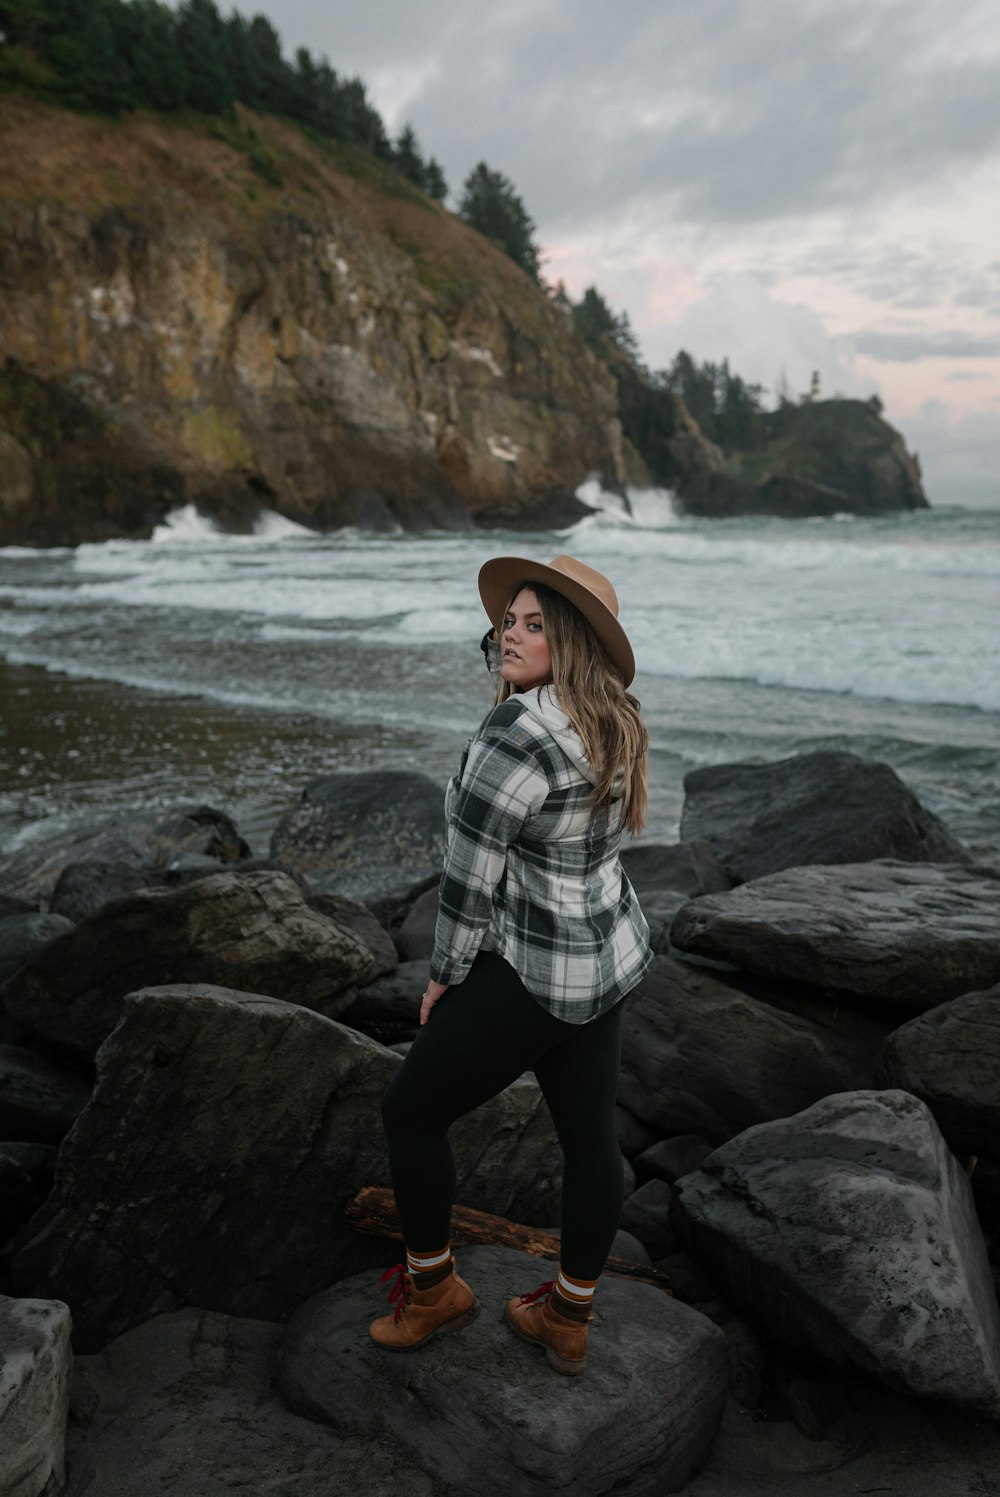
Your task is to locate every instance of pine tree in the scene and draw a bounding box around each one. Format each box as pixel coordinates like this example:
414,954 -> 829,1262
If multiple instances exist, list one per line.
572,286 -> 641,363
64,1 -> 131,113
175,0 -> 234,114
393,123 -> 425,187
459,162 -> 541,281
120,0 -> 185,112
423,156 -> 448,202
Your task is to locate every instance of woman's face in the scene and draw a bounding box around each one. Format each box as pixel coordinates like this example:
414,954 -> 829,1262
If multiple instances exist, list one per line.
500,587 -> 553,692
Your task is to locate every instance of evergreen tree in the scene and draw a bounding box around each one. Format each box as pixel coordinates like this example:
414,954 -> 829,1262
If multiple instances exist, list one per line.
120,0 -> 185,112
175,0 -> 233,114
225,11 -> 265,110
245,13 -> 288,114
459,162 -> 541,281
64,2 -> 131,112
422,156 -> 448,202
572,286 -> 641,363
311,57 -> 353,142
393,123 -> 425,187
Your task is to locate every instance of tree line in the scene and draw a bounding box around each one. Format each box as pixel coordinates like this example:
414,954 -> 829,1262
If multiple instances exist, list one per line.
0,0 -> 448,198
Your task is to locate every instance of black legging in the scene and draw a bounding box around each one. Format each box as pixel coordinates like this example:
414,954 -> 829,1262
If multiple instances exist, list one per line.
381,949 -> 625,1280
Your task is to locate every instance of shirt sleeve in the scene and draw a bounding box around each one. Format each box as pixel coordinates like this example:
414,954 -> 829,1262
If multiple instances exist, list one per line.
429,724 -> 549,986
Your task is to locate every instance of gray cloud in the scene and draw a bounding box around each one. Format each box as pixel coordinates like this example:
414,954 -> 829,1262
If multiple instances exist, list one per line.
852,331 -> 1000,361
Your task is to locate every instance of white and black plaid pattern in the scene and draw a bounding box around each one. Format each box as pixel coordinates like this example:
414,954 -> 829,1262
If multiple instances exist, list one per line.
430,699 -> 653,1022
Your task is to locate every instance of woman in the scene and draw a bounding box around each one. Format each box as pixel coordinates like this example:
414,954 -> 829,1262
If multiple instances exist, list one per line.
370,553 -> 653,1374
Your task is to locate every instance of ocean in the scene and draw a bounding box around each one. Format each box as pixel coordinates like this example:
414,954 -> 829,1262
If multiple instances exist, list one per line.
1,485 -> 999,865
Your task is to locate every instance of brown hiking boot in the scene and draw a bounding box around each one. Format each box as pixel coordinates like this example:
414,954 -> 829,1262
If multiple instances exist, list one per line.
504,1281 -> 591,1375
369,1259 -> 478,1350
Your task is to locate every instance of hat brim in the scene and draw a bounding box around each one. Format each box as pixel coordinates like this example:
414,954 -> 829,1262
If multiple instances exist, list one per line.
478,555 -> 636,688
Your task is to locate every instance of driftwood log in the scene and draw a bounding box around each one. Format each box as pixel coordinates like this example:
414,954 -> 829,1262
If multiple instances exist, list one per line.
346,1186 -> 673,1296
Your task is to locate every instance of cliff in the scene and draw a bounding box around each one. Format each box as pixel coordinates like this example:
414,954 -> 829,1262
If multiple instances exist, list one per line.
0,95 -> 644,545
682,398 -> 929,517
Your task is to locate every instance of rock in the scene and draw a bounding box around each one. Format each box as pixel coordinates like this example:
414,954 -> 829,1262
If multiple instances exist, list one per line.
0,1152 -> 39,1244
0,1294 -> 72,1497
65,1308 -> 437,1497
307,890 -> 398,981
49,861 -> 157,923
0,894 -> 36,918
336,958 -> 428,1045
270,771 -> 446,910
639,890 -> 691,954
878,982 -> 1000,1228
671,861 -> 1000,1011
635,1135 -> 714,1185
2,870 -> 380,1059
615,1104 -> 660,1159
0,913 -> 74,985
0,1045 -> 92,1143
277,1244 -> 729,1496
680,751 -> 969,884
674,1090 -> 1000,1415
618,957 -> 868,1145
621,839 -> 731,897
0,1142 -> 58,1193
394,883 -> 440,961
0,805 -> 250,906
620,1178 -> 675,1257
11,985 -> 562,1350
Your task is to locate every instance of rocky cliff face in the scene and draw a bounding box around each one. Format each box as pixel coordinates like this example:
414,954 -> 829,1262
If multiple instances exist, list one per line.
0,97 -> 642,545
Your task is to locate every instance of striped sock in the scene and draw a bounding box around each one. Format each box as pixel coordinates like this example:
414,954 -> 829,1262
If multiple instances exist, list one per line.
551,1267 -> 598,1322
406,1245 -> 453,1288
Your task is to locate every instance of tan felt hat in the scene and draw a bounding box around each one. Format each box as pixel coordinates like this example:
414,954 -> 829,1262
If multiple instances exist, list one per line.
478,553 -> 636,687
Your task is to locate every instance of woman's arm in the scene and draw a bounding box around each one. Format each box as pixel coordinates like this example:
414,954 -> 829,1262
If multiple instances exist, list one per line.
429,725 -> 548,989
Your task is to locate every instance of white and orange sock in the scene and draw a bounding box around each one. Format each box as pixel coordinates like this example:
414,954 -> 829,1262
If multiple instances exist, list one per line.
551,1267 -> 597,1321
405,1245 -> 453,1287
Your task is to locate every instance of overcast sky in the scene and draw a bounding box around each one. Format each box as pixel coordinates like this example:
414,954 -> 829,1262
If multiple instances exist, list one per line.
226,0 -> 999,507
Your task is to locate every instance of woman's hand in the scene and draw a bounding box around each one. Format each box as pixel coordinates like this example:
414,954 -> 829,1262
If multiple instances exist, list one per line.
420,980 -> 449,1026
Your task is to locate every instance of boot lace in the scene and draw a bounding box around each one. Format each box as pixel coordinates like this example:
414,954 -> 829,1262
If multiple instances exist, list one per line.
380,1262 -> 411,1324
518,1280 -> 554,1308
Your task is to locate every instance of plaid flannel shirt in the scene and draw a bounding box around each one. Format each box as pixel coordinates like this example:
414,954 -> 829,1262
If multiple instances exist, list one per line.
430,697 -> 653,1022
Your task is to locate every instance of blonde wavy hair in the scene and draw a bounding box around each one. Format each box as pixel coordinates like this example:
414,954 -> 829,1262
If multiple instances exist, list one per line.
494,581 -> 649,835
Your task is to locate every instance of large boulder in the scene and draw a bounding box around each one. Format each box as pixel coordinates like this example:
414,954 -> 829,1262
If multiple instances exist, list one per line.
11,984 -> 562,1350
2,870 -> 381,1059
680,751 -> 969,884
0,914 -> 74,985
66,1308 -> 440,1497
671,861 -> 1000,1011
0,1044 -> 92,1143
336,958 -> 427,1045
878,982 -> 1000,1229
278,1244 -> 729,1497
0,805 -> 250,906
49,861 -> 158,923
674,1090 -> 1000,1416
270,770 -> 446,910
620,839 -> 732,898
618,957 -> 873,1146
0,1294 -> 72,1497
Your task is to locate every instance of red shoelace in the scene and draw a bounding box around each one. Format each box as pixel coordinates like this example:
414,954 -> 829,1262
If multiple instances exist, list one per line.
380,1262 -> 411,1324
518,1280 -> 554,1308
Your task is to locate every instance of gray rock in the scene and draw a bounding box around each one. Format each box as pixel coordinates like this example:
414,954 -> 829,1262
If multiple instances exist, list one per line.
621,839 -> 732,897
11,984 -> 562,1350
2,869 -> 381,1059
278,1244 -> 729,1497
395,883 -> 439,961
635,1135 -> 714,1185
0,805 -> 250,906
337,958 -> 428,1044
49,860 -> 157,923
680,750 -> 969,884
0,1044 -> 92,1143
0,1152 -> 39,1243
615,1103 -> 660,1159
0,894 -> 36,918
0,914 -> 74,985
640,889 -> 691,954
270,770 -> 446,906
671,861 -> 1000,1011
674,1089 -> 1000,1415
0,1294 -> 72,1497
878,982 -> 1000,1228
619,957 -> 867,1145
620,1178 -> 675,1257
65,1309 -> 436,1497
307,889 -> 397,972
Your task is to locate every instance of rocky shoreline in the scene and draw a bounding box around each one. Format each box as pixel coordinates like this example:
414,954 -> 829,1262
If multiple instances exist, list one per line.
2,748 -> 1000,1495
